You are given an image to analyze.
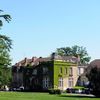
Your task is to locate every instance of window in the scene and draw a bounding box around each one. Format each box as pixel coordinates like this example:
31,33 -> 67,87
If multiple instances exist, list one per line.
78,67 -> 84,75
43,77 -> 49,88
43,67 -> 48,73
68,78 -> 73,87
32,69 -> 37,75
59,67 -> 62,73
58,77 -> 63,87
17,67 -> 20,72
78,67 -> 81,75
35,79 -> 38,84
65,68 -> 67,74
26,70 -> 30,75
69,68 -> 73,76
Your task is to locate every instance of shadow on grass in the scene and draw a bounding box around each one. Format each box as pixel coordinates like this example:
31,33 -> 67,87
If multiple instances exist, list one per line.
58,94 -> 98,98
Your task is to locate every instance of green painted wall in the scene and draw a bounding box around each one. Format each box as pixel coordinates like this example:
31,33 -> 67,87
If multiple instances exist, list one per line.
53,60 -> 77,89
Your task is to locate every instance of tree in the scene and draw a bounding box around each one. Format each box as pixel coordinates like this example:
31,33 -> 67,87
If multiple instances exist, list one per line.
0,35 -> 12,66
0,10 -> 12,67
86,65 -> 100,96
56,45 -> 91,64
0,10 -> 12,86
56,47 -> 72,56
0,10 -> 11,27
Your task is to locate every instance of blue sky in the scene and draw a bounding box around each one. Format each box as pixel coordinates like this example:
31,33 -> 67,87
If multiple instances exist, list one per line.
0,0 -> 100,64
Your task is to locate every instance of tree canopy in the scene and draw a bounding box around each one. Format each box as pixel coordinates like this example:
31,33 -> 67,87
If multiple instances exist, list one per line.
0,35 -> 12,66
86,65 -> 100,96
0,10 -> 11,27
0,10 -> 12,86
56,45 -> 91,64
0,10 -> 12,67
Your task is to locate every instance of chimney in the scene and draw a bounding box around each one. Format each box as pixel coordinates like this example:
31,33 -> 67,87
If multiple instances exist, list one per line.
32,57 -> 37,62
24,57 -> 27,61
15,63 -> 18,66
51,52 -> 56,60
24,57 -> 27,65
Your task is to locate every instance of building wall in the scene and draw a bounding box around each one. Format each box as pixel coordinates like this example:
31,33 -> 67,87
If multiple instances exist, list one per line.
72,66 -> 78,86
28,63 -> 53,91
12,67 -> 24,88
12,60 -> 80,91
62,77 -> 68,90
76,66 -> 87,86
53,61 -> 68,89
53,60 -> 78,90
40,61 -> 54,90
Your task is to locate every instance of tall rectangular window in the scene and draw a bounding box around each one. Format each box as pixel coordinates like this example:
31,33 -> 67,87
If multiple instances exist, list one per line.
43,67 -> 48,74
69,68 -> 73,76
59,67 -> 62,73
65,67 -> 67,74
58,77 -> 63,87
78,67 -> 81,75
43,77 -> 49,88
78,67 -> 84,75
32,69 -> 37,75
68,78 -> 73,87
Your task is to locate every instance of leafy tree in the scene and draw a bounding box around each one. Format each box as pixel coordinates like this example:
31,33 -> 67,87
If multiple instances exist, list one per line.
0,67 -> 12,86
56,45 -> 91,64
0,10 -> 12,67
0,10 -> 12,86
56,47 -> 72,56
0,10 -> 11,27
86,65 -> 100,96
0,35 -> 12,66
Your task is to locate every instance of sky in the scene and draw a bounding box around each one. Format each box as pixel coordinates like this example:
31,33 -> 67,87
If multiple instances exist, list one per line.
0,0 -> 100,64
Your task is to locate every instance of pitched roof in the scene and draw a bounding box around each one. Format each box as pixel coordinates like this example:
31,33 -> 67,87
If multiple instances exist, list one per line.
13,55 -> 78,67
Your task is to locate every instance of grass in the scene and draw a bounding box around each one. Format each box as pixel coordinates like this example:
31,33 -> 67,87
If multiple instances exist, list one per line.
0,92 -> 99,100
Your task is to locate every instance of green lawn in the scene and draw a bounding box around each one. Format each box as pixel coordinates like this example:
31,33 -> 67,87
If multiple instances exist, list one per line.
0,92 -> 99,100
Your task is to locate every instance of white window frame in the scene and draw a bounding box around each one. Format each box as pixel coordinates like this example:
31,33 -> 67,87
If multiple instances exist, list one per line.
69,67 -> 73,76
68,78 -> 73,87
58,77 -> 63,87
43,77 -> 49,88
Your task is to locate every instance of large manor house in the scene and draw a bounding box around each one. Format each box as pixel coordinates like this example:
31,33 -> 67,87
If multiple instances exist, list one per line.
12,53 -> 87,91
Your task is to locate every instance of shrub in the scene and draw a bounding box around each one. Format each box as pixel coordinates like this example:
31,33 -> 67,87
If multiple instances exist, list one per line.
66,88 -> 73,93
49,89 -> 62,94
73,86 -> 85,90
49,89 -> 55,94
55,89 -> 62,94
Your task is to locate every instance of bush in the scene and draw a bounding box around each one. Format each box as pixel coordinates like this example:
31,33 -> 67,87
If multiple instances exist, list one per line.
66,88 -> 73,93
49,89 -> 62,94
73,86 -> 85,90
49,89 -> 55,94
86,65 -> 100,96
66,87 -> 86,94
55,89 -> 62,94
91,90 -> 100,97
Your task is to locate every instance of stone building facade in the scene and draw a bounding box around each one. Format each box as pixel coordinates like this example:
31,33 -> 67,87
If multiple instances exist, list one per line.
12,54 -> 85,91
